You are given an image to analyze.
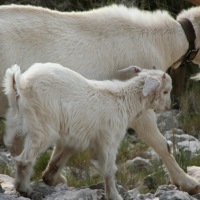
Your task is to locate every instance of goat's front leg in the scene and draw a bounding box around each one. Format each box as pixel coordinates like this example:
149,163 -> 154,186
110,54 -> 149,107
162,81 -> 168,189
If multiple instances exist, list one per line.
131,109 -> 200,195
95,141 -> 123,200
42,142 -> 74,186
14,160 -> 33,196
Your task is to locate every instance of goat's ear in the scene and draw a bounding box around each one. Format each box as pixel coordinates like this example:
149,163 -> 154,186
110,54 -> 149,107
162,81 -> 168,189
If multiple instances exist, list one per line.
143,76 -> 161,97
117,66 -> 142,74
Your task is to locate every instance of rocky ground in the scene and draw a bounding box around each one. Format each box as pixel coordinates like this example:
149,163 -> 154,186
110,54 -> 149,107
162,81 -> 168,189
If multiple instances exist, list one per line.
1,173 -> 200,200
1,110 -> 200,200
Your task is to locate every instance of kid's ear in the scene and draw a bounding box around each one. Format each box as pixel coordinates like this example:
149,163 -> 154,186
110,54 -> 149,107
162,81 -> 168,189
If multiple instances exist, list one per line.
117,65 -> 142,74
143,76 -> 161,97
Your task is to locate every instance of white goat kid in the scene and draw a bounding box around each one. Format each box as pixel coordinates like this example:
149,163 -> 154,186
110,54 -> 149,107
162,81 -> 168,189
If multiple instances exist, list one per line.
1,4 -> 200,194
4,63 -> 172,199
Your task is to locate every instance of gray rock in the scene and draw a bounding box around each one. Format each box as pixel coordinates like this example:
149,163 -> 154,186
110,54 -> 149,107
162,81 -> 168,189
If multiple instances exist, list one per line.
89,181 -> 131,200
164,129 -> 200,158
165,130 -> 198,145
44,188 -> 99,200
31,181 -> 60,197
1,176 -> 199,200
176,140 -> 200,158
155,185 -> 177,197
127,188 -> 140,198
0,194 -> 29,200
116,184 -> 131,200
159,190 -> 196,200
187,166 -> 200,183
192,193 -> 200,199
0,174 -> 16,195
170,128 -> 185,135
0,152 -> 11,165
0,180 -> 101,200
156,110 -> 180,133
0,151 -> 15,177
0,172 -> 132,200
135,192 -> 155,200
144,147 -> 160,160
126,157 -> 153,173
0,174 -> 100,200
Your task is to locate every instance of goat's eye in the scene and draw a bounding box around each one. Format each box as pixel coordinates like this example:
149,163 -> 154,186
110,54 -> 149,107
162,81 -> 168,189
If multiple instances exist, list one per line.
163,91 -> 168,94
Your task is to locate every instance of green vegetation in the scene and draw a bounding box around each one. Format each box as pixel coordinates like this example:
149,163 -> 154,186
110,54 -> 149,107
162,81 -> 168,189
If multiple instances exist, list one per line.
0,164 -> 14,177
116,139 -> 149,190
175,150 -> 200,172
34,151 -> 51,180
66,150 -> 102,188
180,82 -> 200,136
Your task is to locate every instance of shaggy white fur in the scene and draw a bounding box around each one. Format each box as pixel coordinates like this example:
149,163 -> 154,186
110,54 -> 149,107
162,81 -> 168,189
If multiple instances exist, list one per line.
4,63 -> 172,199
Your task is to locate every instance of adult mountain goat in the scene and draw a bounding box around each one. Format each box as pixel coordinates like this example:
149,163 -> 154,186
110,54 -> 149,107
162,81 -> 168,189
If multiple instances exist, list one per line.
1,4 -> 200,194
3,63 -> 172,200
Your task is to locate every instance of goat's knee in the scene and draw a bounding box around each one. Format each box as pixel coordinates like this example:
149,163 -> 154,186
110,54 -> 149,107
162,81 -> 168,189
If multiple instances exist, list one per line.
4,134 -> 24,156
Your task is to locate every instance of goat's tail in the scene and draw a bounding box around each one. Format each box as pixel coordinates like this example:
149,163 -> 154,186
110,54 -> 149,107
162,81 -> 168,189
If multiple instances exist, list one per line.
3,65 -> 21,108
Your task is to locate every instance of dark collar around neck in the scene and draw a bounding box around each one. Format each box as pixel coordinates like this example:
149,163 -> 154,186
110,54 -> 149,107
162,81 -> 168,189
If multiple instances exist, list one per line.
178,18 -> 199,63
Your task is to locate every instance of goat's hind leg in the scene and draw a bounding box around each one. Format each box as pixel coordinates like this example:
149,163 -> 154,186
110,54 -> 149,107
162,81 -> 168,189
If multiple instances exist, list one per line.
14,129 -> 52,198
42,142 -> 74,186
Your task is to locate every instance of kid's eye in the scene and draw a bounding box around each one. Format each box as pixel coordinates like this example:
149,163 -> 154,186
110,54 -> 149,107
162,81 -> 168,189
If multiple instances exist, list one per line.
163,91 -> 168,94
